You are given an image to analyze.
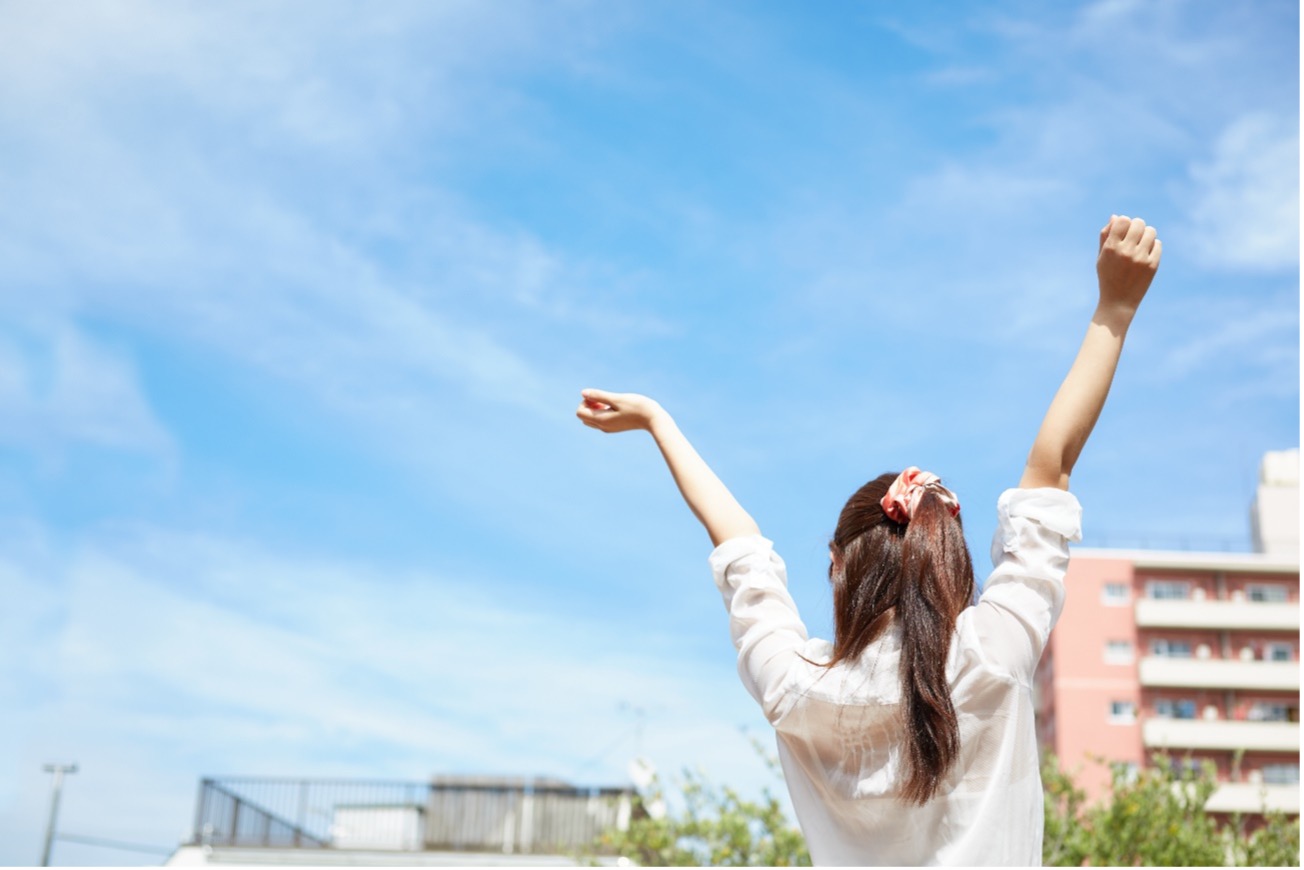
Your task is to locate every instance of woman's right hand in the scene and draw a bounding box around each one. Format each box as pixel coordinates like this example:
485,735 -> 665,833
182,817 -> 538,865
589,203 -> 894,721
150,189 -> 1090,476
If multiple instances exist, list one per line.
575,388 -> 667,434
1096,215 -> 1161,315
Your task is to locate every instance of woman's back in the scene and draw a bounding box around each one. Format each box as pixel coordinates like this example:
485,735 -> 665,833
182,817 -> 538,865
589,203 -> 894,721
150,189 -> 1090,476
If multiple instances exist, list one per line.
708,487 -> 1082,865
772,632 -> 1042,865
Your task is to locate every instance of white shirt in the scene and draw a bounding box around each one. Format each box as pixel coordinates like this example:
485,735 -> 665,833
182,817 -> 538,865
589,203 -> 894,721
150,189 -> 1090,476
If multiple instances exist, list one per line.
708,487 -> 1083,866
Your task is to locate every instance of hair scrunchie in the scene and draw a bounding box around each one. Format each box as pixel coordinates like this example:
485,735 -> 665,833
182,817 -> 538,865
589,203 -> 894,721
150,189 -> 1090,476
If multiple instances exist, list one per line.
881,467 -> 961,523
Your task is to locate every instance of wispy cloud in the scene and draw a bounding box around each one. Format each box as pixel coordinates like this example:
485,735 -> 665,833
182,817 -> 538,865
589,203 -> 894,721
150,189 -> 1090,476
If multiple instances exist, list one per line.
0,324 -> 172,456
0,2 -> 1296,865
1158,306 -> 1298,382
1,518 -> 781,859
1177,113 -> 1299,271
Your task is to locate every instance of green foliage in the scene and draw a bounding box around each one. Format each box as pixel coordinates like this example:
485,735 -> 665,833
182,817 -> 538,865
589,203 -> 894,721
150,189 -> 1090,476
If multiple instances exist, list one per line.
588,767 -> 811,867
586,737 -> 809,867
591,746 -> 1298,866
1041,752 -> 1089,866
1233,808 -> 1301,867
1042,752 -> 1300,867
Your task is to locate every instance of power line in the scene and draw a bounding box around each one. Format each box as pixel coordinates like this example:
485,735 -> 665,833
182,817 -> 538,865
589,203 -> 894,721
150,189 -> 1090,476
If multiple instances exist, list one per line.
56,833 -> 173,857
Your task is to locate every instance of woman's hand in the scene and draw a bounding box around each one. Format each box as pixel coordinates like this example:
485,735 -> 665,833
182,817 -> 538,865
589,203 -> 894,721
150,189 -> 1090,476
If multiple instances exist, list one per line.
1097,215 -> 1161,317
575,388 -> 668,434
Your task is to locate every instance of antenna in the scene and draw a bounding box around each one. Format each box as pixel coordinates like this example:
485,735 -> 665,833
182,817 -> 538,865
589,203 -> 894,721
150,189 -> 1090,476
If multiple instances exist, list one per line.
40,762 -> 78,867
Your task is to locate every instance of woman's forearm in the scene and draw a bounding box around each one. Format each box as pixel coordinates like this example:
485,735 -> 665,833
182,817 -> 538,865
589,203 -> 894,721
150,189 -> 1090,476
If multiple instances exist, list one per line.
576,388 -> 760,546
1020,305 -> 1134,490
648,412 -> 761,547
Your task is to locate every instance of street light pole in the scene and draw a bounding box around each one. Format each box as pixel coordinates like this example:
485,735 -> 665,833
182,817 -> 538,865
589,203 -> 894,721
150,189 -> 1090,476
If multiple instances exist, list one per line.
40,763 -> 77,867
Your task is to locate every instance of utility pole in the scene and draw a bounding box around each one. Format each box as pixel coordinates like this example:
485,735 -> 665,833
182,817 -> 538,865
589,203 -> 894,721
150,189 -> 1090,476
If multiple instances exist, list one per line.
40,763 -> 77,867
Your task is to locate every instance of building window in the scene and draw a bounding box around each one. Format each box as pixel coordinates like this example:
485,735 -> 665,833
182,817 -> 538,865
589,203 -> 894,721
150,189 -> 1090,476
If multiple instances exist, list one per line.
1150,639 -> 1193,658
1266,642 -> 1293,662
1102,582 -> 1130,606
1169,756 -> 1207,776
1247,584 -> 1289,603
1108,701 -> 1137,724
1155,699 -> 1197,720
1104,640 -> 1134,664
1146,581 -> 1190,600
1261,764 -> 1300,785
1247,702 -> 1291,722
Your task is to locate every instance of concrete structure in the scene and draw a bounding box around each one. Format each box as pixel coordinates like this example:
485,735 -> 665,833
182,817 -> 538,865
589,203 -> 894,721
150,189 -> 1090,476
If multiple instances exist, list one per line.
167,775 -> 634,866
1035,451 -> 1301,816
1252,449 -> 1300,556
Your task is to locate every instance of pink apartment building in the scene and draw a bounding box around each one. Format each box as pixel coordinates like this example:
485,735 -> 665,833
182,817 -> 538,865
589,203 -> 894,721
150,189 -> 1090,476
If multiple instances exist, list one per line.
1036,450 -> 1300,816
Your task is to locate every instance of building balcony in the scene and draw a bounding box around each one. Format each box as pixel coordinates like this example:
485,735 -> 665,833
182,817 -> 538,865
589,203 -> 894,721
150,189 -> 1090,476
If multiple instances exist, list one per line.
1138,656 -> 1300,691
1204,783 -> 1300,815
1135,598 -> 1300,631
1143,718 -> 1300,753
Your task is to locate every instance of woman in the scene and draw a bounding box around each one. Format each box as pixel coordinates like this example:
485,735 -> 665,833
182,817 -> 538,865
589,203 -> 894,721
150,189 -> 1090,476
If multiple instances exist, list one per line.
576,215 -> 1161,865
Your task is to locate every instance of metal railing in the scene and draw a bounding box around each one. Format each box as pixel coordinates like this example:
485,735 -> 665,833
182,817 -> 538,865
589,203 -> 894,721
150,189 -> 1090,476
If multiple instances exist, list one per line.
191,776 -> 633,854
1080,531 -> 1251,552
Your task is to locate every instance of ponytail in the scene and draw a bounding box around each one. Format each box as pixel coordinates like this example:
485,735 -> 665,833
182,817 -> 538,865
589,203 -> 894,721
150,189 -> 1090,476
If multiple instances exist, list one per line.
825,474 -> 976,805
896,492 -> 974,804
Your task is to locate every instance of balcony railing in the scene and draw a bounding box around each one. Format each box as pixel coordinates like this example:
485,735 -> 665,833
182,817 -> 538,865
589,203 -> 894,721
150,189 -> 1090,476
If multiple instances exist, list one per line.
1135,599 -> 1300,631
191,776 -> 634,854
1142,718 -> 1300,753
1204,784 -> 1300,815
1138,657 -> 1300,691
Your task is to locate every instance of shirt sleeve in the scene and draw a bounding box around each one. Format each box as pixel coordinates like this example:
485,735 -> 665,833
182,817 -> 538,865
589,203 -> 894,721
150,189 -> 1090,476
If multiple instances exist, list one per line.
708,535 -> 811,727
970,487 -> 1083,684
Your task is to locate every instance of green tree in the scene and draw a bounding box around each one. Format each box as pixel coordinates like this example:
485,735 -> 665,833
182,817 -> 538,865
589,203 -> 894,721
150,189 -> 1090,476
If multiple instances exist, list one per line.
1238,809 -> 1302,867
587,738 -> 810,867
592,748 -> 1298,866
1043,752 -> 1300,867
589,767 -> 810,866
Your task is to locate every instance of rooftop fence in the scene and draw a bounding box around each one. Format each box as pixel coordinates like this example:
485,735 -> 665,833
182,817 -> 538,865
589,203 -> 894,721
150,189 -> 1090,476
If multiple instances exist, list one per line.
1081,531 -> 1251,552
191,776 -> 634,855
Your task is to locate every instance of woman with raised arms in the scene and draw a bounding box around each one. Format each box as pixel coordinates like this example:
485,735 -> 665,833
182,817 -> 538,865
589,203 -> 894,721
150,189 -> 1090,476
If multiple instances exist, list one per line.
576,215 -> 1161,866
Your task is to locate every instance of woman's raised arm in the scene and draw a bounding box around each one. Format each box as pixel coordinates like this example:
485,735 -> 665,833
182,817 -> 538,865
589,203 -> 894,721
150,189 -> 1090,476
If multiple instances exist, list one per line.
1020,215 -> 1161,490
576,389 -> 761,546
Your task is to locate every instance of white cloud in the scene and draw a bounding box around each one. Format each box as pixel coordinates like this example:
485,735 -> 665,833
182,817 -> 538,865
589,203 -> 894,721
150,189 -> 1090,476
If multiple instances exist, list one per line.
0,0 -> 698,572
0,0 -> 671,441
1,517 -> 784,862
0,324 -> 172,455
1179,113 -> 1300,271
1140,294 -> 1300,400
8,522 -> 775,763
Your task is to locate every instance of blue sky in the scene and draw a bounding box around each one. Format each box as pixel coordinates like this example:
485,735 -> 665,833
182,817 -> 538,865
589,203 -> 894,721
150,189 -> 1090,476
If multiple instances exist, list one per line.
0,0 -> 1298,863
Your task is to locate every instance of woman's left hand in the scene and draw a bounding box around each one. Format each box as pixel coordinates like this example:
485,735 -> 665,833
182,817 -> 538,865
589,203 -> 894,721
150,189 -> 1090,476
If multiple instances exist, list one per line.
575,388 -> 667,434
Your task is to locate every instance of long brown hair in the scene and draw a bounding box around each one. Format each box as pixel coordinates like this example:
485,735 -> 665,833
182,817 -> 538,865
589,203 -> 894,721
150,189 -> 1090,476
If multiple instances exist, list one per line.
825,471 -> 975,805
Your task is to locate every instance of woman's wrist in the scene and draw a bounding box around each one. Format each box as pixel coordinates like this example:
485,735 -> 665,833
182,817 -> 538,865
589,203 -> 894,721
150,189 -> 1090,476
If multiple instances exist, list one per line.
1092,300 -> 1137,335
646,404 -> 675,439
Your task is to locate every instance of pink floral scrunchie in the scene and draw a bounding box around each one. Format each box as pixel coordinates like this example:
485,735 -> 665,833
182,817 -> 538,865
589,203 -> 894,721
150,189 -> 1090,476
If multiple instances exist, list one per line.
881,467 -> 961,523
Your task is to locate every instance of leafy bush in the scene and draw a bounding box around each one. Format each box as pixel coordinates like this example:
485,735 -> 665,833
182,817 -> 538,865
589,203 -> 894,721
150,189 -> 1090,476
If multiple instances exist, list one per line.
589,764 -> 810,866
590,748 -> 1299,866
1043,752 -> 1300,867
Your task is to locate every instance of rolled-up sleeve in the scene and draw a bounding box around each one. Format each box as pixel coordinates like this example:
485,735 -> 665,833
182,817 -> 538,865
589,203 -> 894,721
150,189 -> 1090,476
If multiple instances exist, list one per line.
972,488 -> 1083,683
709,535 -> 810,726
